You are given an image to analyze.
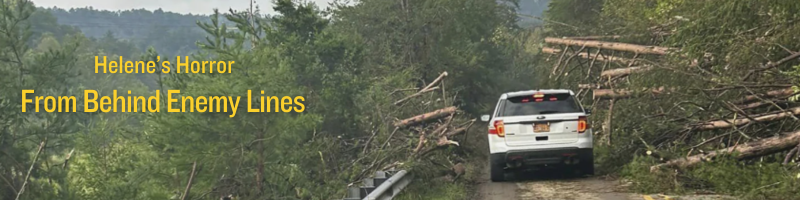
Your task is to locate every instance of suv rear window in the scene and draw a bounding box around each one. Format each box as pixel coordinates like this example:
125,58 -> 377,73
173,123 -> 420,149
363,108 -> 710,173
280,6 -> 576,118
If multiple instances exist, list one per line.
499,93 -> 582,116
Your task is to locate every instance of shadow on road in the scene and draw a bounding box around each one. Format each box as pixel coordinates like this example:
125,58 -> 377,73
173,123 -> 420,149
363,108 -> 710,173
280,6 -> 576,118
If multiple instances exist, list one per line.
505,166 -> 590,182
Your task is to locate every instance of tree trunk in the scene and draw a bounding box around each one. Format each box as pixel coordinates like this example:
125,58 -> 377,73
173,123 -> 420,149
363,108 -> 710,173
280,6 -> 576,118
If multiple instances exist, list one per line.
180,161 -> 198,200
545,37 -> 676,55
694,107 -> 800,130
603,99 -> 615,145
593,87 -> 667,99
395,106 -> 458,127
541,47 -> 632,64
651,130 -> 800,171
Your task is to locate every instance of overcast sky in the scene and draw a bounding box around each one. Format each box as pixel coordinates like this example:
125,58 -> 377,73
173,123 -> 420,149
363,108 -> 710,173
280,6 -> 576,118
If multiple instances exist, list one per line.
31,0 -> 339,15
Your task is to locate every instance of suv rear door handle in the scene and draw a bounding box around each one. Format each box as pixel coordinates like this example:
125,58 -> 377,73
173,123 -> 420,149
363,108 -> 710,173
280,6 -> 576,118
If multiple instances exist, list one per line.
536,116 -> 545,119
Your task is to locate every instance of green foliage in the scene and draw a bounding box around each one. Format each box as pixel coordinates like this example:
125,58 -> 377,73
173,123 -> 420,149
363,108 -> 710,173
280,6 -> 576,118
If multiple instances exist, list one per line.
626,155 -> 800,200
1,0 -> 542,199
620,156 -> 676,193
784,64 -> 800,102
687,158 -> 799,200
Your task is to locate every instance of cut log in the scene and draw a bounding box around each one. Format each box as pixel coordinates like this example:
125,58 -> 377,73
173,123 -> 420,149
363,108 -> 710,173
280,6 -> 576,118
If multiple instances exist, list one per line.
730,88 -> 794,105
592,87 -> 668,99
737,101 -> 769,110
651,130 -> 800,171
694,107 -> 800,130
394,106 -> 458,127
545,37 -> 676,55
578,84 -> 600,89
541,47 -> 632,64
600,66 -> 653,78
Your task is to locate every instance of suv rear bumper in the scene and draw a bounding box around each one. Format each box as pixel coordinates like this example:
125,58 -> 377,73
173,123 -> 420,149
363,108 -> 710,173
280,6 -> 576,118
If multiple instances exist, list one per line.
487,130 -> 593,154
491,147 -> 592,169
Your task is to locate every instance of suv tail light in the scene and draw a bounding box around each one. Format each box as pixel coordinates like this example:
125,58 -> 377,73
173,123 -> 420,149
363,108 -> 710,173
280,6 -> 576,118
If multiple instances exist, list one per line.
578,116 -> 589,133
489,120 -> 505,137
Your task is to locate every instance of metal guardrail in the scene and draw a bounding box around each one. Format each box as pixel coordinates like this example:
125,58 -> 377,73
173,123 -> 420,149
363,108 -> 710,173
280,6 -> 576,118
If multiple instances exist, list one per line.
343,170 -> 412,200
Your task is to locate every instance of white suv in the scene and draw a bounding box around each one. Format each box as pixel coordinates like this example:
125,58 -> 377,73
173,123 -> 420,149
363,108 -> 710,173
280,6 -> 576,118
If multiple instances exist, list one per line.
480,89 -> 593,182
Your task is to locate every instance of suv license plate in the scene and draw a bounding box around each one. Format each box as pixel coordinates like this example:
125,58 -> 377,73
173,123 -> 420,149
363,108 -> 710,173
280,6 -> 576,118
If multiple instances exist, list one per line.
533,123 -> 550,132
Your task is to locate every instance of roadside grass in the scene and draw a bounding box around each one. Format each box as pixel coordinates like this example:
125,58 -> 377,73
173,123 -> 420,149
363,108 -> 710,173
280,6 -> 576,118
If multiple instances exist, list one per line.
395,179 -> 470,200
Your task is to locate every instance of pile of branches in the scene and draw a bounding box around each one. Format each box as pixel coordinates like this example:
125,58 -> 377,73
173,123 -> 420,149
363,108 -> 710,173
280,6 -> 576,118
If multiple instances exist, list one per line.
540,36 -> 800,172
344,71 -> 476,188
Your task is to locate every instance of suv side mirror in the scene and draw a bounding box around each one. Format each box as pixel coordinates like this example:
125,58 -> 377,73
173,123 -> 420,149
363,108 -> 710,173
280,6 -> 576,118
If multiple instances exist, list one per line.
480,115 -> 491,122
584,107 -> 592,115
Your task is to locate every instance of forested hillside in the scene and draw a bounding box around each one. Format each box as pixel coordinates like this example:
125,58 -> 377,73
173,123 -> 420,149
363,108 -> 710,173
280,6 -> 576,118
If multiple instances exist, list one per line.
1,0 -> 541,199
43,1 -> 547,57
537,0 -> 800,199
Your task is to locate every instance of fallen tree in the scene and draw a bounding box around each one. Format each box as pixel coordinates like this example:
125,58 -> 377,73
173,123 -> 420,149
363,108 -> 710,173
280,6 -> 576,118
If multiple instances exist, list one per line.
651,130 -> 800,171
694,107 -> 800,130
736,99 -> 791,110
544,37 -> 676,55
730,88 -> 795,105
353,71 -> 473,185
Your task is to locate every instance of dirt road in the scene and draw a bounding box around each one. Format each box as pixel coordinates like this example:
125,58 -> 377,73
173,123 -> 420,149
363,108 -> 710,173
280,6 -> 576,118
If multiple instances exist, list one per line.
475,167 -> 737,200
469,125 -> 734,200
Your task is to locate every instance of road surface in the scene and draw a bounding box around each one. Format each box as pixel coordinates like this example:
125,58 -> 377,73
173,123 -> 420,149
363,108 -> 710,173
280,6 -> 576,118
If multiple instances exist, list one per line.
475,166 -> 737,200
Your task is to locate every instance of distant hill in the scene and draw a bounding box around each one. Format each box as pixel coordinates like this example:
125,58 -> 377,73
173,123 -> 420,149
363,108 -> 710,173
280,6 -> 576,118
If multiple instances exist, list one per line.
517,0 -> 549,27
42,7 -> 225,56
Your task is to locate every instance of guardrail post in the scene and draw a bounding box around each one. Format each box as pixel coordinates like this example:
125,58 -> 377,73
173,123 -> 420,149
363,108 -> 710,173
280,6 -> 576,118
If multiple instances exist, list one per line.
373,171 -> 388,186
344,186 -> 362,200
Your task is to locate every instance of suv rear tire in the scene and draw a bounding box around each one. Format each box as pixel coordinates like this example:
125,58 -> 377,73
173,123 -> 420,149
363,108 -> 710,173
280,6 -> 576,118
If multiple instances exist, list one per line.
490,154 -> 506,182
